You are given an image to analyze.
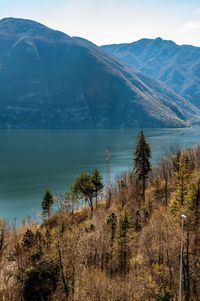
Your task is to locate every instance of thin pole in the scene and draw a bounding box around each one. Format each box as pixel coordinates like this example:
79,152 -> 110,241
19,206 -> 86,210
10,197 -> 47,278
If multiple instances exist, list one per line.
178,216 -> 185,301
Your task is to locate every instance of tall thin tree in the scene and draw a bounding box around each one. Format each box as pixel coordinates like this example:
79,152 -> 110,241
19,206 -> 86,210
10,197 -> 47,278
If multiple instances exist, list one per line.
92,169 -> 104,207
134,130 -> 151,203
41,189 -> 54,218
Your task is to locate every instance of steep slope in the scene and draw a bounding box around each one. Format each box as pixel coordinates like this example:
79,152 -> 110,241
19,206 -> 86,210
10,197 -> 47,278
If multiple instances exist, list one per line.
102,38 -> 200,108
0,18 -> 199,129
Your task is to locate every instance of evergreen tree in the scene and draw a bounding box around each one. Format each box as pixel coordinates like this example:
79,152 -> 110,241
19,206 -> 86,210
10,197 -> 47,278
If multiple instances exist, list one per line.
22,229 -> 35,249
107,212 -> 117,242
71,173 -> 95,214
41,189 -> 54,218
71,171 -> 104,214
170,151 -> 190,214
118,212 -> 131,277
23,259 -> 60,301
106,213 -> 117,277
175,151 -> 190,206
134,130 -> 151,203
92,169 -> 104,206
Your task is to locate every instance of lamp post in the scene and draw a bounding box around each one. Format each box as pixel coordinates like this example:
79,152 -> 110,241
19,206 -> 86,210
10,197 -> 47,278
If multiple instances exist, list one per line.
178,214 -> 186,301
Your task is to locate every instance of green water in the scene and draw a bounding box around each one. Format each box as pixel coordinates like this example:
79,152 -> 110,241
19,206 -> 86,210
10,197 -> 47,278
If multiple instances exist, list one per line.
0,128 -> 199,224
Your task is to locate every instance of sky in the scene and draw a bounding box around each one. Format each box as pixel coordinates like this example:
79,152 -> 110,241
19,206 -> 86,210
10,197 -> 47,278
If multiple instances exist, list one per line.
0,0 -> 200,46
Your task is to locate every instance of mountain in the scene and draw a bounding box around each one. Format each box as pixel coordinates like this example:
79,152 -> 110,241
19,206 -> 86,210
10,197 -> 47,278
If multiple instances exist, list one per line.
102,38 -> 200,109
0,18 -> 199,129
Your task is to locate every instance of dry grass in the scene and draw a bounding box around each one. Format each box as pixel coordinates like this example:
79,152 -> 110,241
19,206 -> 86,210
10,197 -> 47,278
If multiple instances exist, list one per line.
0,144 -> 200,300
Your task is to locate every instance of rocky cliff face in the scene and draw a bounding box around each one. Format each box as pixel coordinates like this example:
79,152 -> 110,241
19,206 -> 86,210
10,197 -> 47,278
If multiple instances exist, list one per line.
0,18 -> 199,129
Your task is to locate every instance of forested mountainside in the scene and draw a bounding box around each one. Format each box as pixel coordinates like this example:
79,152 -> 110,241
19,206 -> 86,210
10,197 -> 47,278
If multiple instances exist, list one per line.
0,133 -> 200,300
102,37 -> 200,109
0,18 -> 199,128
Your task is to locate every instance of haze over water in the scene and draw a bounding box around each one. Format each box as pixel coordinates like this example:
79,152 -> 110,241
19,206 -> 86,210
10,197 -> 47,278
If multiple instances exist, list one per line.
0,128 -> 199,224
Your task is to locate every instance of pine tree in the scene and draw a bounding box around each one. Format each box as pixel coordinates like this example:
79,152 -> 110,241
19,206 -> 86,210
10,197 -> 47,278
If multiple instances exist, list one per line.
92,169 -> 104,207
107,212 -> 117,242
106,213 -> 117,277
41,189 -> 54,218
175,151 -> 190,206
170,151 -> 190,214
71,171 -> 103,214
134,130 -> 151,203
22,229 -> 35,249
71,173 -> 95,214
118,212 -> 131,277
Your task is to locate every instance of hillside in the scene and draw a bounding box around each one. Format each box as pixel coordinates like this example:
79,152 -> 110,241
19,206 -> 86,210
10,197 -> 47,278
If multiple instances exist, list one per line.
0,135 -> 200,300
0,18 -> 199,128
102,37 -> 200,108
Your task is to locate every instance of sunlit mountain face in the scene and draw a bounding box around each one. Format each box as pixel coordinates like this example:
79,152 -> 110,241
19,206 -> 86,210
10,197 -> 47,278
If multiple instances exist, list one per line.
102,37 -> 200,109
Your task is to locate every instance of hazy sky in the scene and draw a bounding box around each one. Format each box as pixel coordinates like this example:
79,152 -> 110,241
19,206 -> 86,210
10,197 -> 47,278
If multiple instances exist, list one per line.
1,0 -> 200,46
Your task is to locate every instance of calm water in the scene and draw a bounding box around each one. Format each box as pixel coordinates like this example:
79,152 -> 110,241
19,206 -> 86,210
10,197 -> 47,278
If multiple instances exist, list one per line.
0,128 -> 200,224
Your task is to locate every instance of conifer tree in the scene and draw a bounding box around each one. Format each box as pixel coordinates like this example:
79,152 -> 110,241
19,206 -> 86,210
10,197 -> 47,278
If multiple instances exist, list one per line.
106,213 -> 117,277
159,157 -> 173,205
170,151 -> 190,214
107,212 -> 117,242
22,229 -> 35,249
71,170 -> 104,214
118,212 -> 131,277
175,151 -> 190,206
92,169 -> 104,206
134,130 -> 151,203
41,189 -> 54,218
71,173 -> 95,214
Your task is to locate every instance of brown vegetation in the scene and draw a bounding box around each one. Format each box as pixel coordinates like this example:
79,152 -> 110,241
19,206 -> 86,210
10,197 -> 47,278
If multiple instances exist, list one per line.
1,142 -> 200,300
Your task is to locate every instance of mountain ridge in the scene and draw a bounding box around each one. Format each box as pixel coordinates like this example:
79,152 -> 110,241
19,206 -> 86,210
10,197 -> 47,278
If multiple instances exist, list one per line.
102,37 -> 200,109
0,18 -> 199,128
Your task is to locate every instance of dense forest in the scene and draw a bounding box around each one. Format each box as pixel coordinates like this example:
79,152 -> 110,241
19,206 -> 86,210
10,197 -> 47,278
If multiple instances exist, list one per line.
0,130 -> 200,300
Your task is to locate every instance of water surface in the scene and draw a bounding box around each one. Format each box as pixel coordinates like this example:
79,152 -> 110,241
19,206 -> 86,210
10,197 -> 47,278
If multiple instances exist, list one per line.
0,128 -> 199,223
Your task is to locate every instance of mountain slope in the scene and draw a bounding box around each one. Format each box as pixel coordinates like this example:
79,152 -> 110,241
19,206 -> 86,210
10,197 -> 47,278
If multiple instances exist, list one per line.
102,38 -> 200,108
0,18 -> 199,129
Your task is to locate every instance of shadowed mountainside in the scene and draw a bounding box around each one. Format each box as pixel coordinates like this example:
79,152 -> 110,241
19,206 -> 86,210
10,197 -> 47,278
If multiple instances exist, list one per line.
0,18 -> 199,128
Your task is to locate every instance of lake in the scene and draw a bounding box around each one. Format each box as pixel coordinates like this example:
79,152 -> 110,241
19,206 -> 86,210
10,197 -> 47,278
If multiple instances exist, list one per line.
0,128 -> 200,224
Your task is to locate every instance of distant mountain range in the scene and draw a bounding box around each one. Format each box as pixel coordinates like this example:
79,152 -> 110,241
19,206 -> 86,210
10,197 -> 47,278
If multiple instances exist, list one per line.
0,18 -> 199,129
102,37 -> 200,109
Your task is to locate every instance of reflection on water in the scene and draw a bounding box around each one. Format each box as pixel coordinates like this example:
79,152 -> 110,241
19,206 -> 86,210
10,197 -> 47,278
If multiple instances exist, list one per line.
0,128 -> 199,223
